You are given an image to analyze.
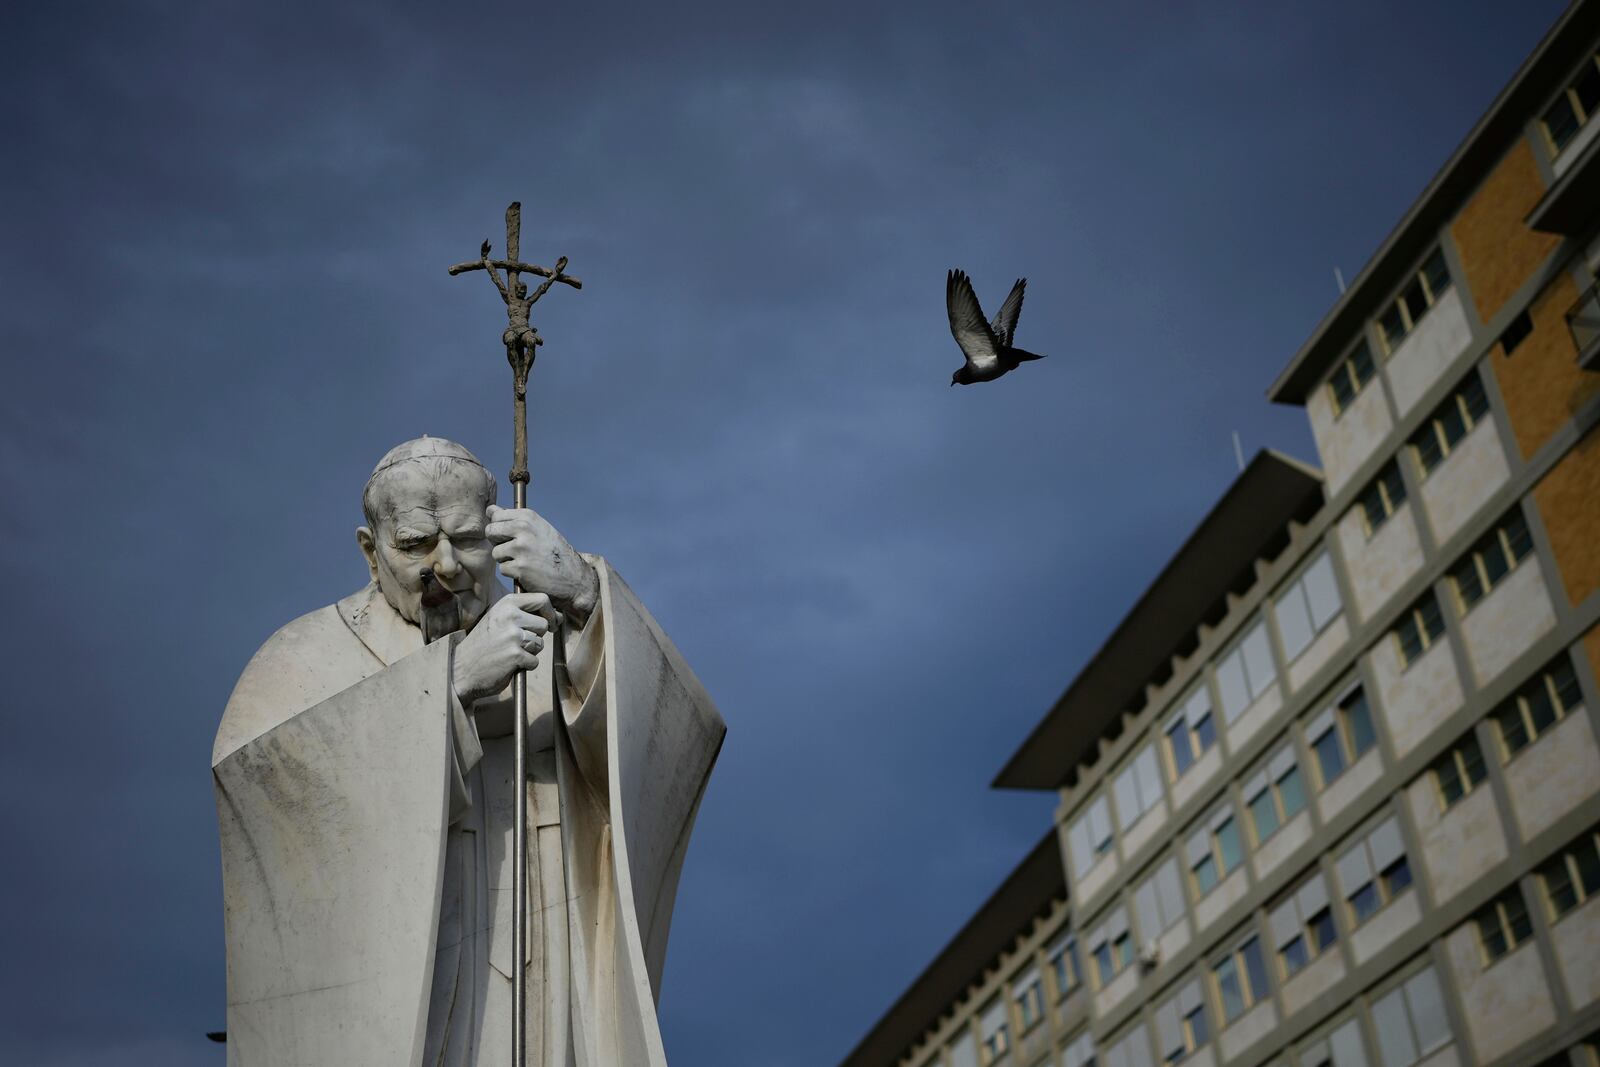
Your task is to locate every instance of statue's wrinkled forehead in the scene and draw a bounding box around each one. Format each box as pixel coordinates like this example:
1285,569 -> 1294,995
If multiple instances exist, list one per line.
362,436 -> 495,528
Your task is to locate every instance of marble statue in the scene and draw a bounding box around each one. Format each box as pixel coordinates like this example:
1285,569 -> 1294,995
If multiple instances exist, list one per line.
212,436 -> 725,1066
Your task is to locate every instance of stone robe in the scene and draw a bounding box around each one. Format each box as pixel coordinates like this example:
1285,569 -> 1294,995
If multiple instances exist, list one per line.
213,558 -> 724,1066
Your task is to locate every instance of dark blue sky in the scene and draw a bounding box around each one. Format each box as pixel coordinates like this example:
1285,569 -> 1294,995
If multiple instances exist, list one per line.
0,2 -> 1568,1064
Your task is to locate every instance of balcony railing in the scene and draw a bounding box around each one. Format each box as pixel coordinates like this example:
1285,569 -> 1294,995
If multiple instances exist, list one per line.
1570,279 -> 1600,372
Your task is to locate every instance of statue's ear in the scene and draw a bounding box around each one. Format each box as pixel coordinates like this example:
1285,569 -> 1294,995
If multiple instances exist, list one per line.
355,527 -> 380,583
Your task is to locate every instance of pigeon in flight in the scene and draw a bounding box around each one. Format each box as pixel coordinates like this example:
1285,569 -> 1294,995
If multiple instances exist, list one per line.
946,269 -> 1045,386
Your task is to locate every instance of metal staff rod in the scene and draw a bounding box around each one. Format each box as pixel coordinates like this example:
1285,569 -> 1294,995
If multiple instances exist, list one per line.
448,202 -> 580,1067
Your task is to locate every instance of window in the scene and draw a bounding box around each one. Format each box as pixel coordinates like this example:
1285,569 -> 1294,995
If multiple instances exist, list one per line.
1357,461 -> 1408,536
1377,249 -> 1453,355
1541,50 -> 1600,156
1135,857 -> 1189,941
1212,935 -> 1270,1024
1537,826 -> 1600,922
1328,340 -> 1377,415
1336,816 -> 1411,927
1186,807 -> 1243,897
1104,1026 -> 1155,1067
1165,685 -> 1216,779
1371,966 -> 1452,1067
1048,933 -> 1081,999
1089,908 -> 1134,989
1216,619 -> 1277,724
1430,730 -> 1487,810
1068,795 -> 1115,874
1063,1031 -> 1096,1067
1012,964 -> 1044,1032
1472,885 -> 1533,964
1270,871 -> 1337,980
1276,552 -> 1343,662
1308,687 -> 1377,788
1449,509 -> 1533,612
1499,309 -> 1533,356
1114,743 -> 1166,831
1410,372 -> 1489,475
1244,744 -> 1308,845
979,998 -> 1009,1065
1155,980 -> 1209,1064
1300,1018 -> 1370,1067
1393,592 -> 1446,669
1493,654 -> 1584,759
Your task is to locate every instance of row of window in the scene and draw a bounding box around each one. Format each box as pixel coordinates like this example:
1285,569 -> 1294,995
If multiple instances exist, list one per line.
1426,654 -> 1585,812
1324,248 -> 1454,416
1068,555 -> 1344,877
1347,368 -> 1491,552
947,821 -> 1599,1067
1541,49 -> 1600,157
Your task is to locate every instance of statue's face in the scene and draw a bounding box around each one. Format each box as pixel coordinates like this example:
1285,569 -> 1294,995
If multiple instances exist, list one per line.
357,463 -> 500,632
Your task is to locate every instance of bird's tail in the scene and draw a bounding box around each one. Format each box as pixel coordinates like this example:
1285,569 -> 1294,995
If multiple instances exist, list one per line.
1009,348 -> 1046,362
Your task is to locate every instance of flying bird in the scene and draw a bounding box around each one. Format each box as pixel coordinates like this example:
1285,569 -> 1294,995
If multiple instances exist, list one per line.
946,269 -> 1045,386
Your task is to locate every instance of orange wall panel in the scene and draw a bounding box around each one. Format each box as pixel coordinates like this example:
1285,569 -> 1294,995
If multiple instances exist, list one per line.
1492,272 -> 1600,458
1449,138 -> 1559,325
1534,426 -> 1600,606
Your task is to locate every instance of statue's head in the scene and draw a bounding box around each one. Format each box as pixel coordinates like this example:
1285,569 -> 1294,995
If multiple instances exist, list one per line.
356,436 -> 500,632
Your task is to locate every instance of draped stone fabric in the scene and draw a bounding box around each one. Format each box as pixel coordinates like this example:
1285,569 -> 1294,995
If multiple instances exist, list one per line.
214,558 -> 724,1066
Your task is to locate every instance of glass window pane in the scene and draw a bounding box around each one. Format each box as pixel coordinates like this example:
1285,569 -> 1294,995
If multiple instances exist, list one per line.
1216,652 -> 1250,723
1194,856 -> 1218,896
1345,694 -> 1376,757
1278,585 -> 1315,662
1279,766 -> 1307,818
1282,935 -> 1309,976
1575,59 -> 1600,115
1416,429 -> 1443,473
1576,836 -> 1600,897
1461,735 -> 1487,786
1383,858 -> 1413,898
1462,374 -> 1489,423
1241,939 -> 1269,1005
1361,483 -> 1389,532
1437,758 -> 1463,806
1351,341 -> 1375,386
1505,891 -> 1532,944
1404,968 -> 1450,1055
1498,705 -> 1530,757
1216,819 -> 1243,873
1250,791 -> 1280,843
1315,730 -> 1346,785
1351,883 -> 1380,923
1421,249 -> 1451,300
1331,368 -> 1356,412
1382,462 -> 1407,509
1439,402 -> 1467,450
1194,713 -> 1216,753
1552,658 -> 1582,711
1242,623 -> 1275,698
1544,856 -> 1578,917
1309,908 -> 1337,952
1372,986 -> 1419,1067
1481,538 -> 1509,588
1304,554 -> 1342,630
1188,1006 -> 1210,1050
1527,686 -> 1558,737
1169,720 -> 1194,776
1380,305 -> 1408,350
1401,278 -> 1428,322
1215,958 -> 1244,1021
1456,560 -> 1485,608
1546,94 -> 1581,151
1330,1019 -> 1367,1067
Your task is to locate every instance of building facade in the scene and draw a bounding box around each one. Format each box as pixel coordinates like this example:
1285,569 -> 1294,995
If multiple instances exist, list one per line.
841,5 -> 1600,1067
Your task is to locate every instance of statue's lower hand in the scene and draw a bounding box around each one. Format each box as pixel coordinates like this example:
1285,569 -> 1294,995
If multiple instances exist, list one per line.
451,593 -> 555,705
485,505 -> 599,624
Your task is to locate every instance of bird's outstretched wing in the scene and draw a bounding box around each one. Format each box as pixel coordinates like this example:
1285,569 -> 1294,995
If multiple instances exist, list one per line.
990,278 -> 1026,347
947,269 -> 999,368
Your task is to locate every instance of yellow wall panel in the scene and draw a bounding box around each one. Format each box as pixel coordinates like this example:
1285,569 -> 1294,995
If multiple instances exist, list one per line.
1534,427 -> 1600,606
1449,138 -> 1559,325
1492,272 -> 1600,458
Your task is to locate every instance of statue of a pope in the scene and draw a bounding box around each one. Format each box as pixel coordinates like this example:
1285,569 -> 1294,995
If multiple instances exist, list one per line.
213,436 -> 725,1066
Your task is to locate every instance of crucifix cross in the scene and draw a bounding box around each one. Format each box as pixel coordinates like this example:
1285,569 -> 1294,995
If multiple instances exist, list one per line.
446,201 -> 582,482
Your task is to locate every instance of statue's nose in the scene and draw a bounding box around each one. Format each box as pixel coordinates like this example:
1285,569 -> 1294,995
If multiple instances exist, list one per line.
430,538 -> 460,579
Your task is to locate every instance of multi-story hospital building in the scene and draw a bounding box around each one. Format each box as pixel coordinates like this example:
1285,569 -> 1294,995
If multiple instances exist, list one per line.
841,4 -> 1600,1067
